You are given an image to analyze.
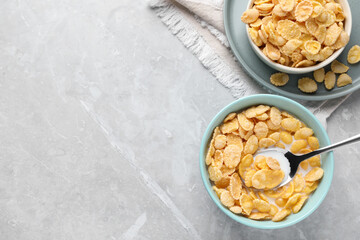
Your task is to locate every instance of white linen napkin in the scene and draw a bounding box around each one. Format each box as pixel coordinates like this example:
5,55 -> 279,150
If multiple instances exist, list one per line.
149,0 -> 350,128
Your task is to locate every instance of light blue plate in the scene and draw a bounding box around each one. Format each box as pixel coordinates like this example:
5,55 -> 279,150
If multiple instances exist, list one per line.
223,0 -> 360,101
199,95 -> 334,229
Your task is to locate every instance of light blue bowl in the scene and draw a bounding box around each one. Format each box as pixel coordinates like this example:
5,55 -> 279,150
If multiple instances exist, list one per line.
199,94 -> 334,229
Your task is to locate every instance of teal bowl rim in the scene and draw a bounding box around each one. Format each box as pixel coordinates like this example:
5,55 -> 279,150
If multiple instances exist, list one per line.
223,0 -> 359,101
199,94 -> 334,229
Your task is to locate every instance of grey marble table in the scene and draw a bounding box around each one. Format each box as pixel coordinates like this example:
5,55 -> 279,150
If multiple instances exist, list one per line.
1,0 -> 360,239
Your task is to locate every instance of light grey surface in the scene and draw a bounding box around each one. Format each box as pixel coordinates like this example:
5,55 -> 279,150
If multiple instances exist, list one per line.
0,0 -> 359,239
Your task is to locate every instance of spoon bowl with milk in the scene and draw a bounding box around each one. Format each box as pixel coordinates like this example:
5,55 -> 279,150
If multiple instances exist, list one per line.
256,133 -> 360,188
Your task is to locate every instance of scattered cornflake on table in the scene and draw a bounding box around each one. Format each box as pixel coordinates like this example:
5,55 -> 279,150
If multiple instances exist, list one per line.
313,68 -> 325,83
298,77 -> 317,93
337,73 -> 352,87
270,73 -> 289,86
347,45 -> 360,64
331,60 -> 349,73
324,71 -> 336,90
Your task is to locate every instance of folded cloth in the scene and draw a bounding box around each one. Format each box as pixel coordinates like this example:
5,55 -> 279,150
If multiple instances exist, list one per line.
149,0 -> 350,128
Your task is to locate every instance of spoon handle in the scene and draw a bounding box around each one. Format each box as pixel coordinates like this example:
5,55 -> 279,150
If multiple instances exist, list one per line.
300,133 -> 360,161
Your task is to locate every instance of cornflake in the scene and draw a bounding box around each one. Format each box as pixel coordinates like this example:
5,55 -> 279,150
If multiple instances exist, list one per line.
277,20 -> 301,40
221,165 -> 236,176
292,196 -> 308,213
223,144 -> 242,168
303,181 -> 319,194
239,154 -> 254,179
250,18 -> 263,28
244,135 -> 259,155
290,140 -> 308,153
255,105 -> 270,115
224,113 -> 237,123
220,190 -> 235,207
258,192 -> 269,202
348,45 -> 360,64
213,150 -> 223,168
304,167 -> 324,181
259,138 -> 276,148
331,31 -> 349,50
275,198 -> 287,208
304,40 -> 321,54
267,119 -> 281,131
245,107 -> 257,119
215,176 -> 230,188
266,43 -> 281,61
270,72 -> 289,86
324,23 -> 342,46
311,1 -> 323,18
272,208 -> 291,222
269,132 -> 280,142
249,212 -> 270,220
337,74 -> 352,87
305,18 -> 318,35
208,165 -> 222,182
324,71 -> 336,90
256,113 -> 269,121
317,9 -> 336,27
281,118 -> 301,132
237,113 -> 254,131
226,134 -> 243,149
280,131 -> 293,144
313,68 -> 325,83
213,186 -> 225,198
230,173 -> 242,200
253,199 -> 271,213
293,174 -> 305,192
256,3 -> 274,12
254,122 -> 269,139
279,0 -> 296,12
266,157 -> 281,170
254,155 -> 268,170
273,4 -> 287,17
298,77 -> 317,93
295,0 -> 313,22
308,156 -> 321,168
294,127 -> 313,140
240,194 -> 254,215
229,206 -> 243,214
308,136 -> 320,150
248,28 -> 263,47
281,181 -> 295,199
220,118 -> 239,134
284,193 -> 302,209
241,9 -> 260,23
282,39 -> 303,56
314,25 -> 326,44
294,59 -> 315,68
331,60 -> 349,73
214,135 -> 227,149
270,107 -> 282,126
264,187 -> 285,198
291,51 -> 304,64
269,204 -> 279,216
245,169 -> 257,187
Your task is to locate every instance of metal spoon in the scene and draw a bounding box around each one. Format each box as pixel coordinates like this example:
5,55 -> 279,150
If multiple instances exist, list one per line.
256,133 -> 360,188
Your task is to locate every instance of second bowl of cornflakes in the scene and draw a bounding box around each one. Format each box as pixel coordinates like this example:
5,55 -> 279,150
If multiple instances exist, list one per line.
242,0 -> 352,74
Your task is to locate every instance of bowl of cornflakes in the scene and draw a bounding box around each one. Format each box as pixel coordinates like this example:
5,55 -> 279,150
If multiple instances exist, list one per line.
199,94 -> 334,229
242,0 -> 352,74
